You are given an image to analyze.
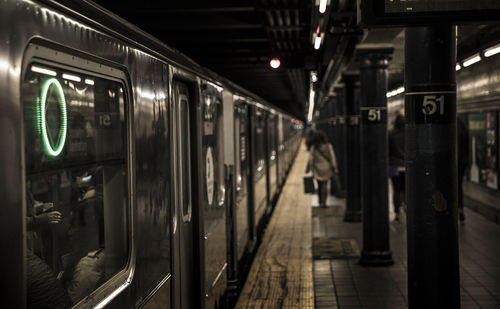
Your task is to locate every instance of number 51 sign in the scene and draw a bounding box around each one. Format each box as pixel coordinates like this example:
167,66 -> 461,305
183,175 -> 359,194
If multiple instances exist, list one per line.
406,91 -> 456,124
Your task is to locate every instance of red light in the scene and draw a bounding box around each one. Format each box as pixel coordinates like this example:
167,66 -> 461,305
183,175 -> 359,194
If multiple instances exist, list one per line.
270,58 -> 281,69
316,26 -> 320,34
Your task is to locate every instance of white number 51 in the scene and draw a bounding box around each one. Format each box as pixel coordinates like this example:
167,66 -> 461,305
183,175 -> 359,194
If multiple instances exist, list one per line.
422,95 -> 444,115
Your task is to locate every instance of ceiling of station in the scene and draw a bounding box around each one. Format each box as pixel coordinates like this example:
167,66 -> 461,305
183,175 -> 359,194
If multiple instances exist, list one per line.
92,0 -> 318,118
88,0 -> 500,119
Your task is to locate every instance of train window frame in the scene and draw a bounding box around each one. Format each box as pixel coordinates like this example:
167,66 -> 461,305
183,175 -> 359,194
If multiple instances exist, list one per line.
215,98 -> 226,207
234,105 -> 242,194
21,43 -> 135,309
178,93 -> 193,223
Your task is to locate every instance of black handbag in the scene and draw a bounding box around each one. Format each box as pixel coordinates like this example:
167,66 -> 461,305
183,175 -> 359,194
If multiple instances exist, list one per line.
303,176 -> 315,194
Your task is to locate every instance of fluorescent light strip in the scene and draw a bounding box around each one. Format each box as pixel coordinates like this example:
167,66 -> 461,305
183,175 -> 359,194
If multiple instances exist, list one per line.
386,87 -> 405,98
314,36 -> 322,50
456,64 -> 461,71
463,54 -> 481,67
62,73 -> 81,82
319,0 -> 327,13
31,65 -> 56,76
307,90 -> 315,122
85,78 -> 94,85
484,44 -> 500,57
311,71 -> 318,83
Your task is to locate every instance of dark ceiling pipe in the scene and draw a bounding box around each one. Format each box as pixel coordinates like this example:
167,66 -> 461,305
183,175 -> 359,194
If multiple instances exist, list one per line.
331,0 -> 356,12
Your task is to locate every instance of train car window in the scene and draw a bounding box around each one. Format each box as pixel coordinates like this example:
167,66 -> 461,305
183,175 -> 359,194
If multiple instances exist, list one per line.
216,99 -> 225,207
235,111 -> 242,193
234,104 -> 248,200
23,62 -> 129,307
255,110 -> 266,175
179,95 -> 192,222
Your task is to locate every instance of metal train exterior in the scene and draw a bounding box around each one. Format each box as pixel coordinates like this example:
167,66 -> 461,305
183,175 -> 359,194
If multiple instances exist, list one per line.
0,1 -> 302,308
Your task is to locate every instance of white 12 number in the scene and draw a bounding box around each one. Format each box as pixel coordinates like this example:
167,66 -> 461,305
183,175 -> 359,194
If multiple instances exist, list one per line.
422,95 -> 444,115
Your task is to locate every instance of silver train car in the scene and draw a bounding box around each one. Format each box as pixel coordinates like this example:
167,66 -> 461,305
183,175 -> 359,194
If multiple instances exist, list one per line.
0,1 -> 302,308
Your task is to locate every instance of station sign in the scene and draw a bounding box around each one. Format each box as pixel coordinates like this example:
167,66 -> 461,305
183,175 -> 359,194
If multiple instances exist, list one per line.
358,0 -> 500,26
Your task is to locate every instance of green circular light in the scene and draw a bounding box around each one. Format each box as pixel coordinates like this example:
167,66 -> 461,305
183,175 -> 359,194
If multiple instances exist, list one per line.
40,78 -> 67,157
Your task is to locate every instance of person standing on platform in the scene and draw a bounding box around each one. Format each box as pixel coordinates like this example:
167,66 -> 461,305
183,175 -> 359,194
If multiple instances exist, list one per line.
457,116 -> 469,222
306,130 -> 339,208
305,125 -> 315,151
388,114 -> 405,221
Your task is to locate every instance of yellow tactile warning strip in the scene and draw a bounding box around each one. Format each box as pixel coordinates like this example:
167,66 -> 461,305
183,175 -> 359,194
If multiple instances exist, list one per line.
236,141 -> 314,308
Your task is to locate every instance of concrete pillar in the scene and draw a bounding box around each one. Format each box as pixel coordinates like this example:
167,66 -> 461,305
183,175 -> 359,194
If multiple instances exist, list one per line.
357,45 -> 394,266
342,72 -> 362,222
405,26 -> 460,308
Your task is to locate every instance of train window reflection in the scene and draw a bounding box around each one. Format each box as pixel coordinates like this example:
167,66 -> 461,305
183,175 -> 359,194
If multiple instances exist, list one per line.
23,63 -> 129,307
216,99 -> 225,207
179,96 -> 192,222
254,111 -> 266,177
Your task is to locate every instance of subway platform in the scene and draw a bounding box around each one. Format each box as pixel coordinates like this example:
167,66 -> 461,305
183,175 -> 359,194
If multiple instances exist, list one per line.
236,142 -> 500,309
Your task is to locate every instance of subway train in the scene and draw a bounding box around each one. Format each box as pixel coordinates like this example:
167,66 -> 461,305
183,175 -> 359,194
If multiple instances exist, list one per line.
0,1 -> 303,308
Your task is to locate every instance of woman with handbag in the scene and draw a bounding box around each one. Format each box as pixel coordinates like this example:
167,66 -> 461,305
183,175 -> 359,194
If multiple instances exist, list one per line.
306,130 -> 339,208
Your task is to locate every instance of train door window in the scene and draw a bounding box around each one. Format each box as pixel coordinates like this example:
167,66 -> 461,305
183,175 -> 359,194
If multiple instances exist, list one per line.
235,108 -> 242,195
178,94 -> 192,222
216,99 -> 225,206
23,61 -> 130,308
234,104 -> 248,200
255,110 -> 265,174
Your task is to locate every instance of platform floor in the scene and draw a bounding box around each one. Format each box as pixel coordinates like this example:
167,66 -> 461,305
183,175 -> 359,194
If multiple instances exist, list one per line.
237,142 -> 500,308
235,142 -> 314,308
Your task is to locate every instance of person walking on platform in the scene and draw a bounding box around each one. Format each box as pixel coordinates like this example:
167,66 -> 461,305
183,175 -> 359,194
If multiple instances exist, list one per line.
306,130 -> 339,208
388,114 -> 405,221
457,116 -> 469,222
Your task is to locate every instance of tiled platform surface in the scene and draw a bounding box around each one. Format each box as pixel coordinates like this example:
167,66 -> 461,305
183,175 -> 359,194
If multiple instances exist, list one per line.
235,143 -> 314,308
313,196 -> 500,309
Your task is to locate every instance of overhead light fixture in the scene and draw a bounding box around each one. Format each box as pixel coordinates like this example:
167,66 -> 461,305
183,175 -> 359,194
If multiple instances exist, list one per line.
270,58 -> 281,69
484,43 -> 500,57
314,36 -> 322,50
456,63 -> 461,71
311,71 -> 318,83
62,73 -> 81,82
319,0 -> 328,13
386,86 -> 405,98
31,65 -> 57,76
307,89 -> 315,122
463,53 -> 481,67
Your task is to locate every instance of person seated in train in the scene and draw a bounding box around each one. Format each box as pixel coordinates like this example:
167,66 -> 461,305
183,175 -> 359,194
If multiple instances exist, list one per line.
26,185 -> 62,260
26,185 -> 71,309
61,191 -> 106,304
66,248 -> 105,304
73,165 -> 103,203
26,249 -> 73,309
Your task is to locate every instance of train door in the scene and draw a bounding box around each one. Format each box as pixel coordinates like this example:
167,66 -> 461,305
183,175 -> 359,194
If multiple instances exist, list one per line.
278,114 -> 285,186
172,81 -> 196,309
268,113 -> 278,202
252,107 -> 268,230
234,101 -> 252,260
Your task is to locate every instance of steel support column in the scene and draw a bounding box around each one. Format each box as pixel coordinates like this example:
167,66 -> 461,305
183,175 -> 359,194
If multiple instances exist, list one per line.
333,86 -> 346,197
405,26 -> 460,309
357,46 -> 394,266
342,72 -> 362,222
